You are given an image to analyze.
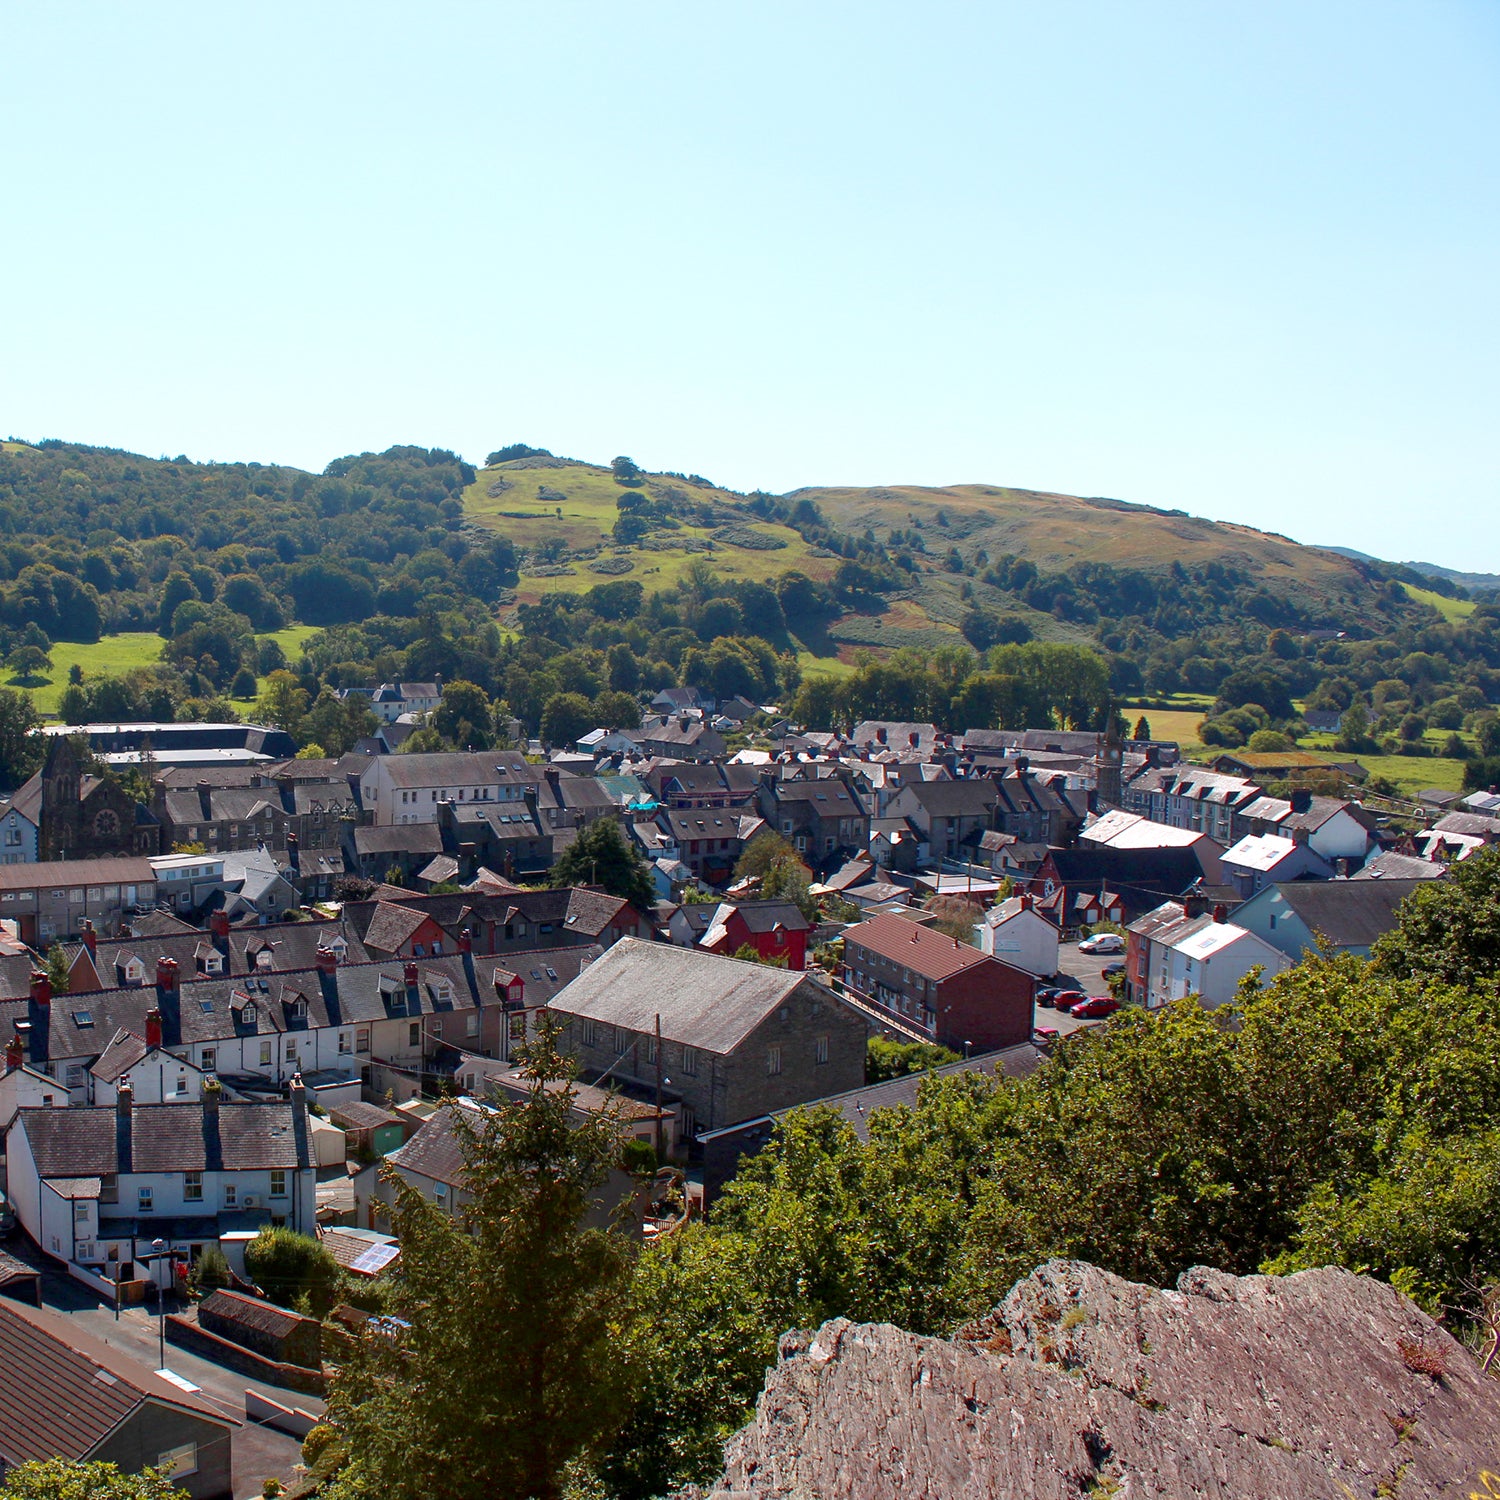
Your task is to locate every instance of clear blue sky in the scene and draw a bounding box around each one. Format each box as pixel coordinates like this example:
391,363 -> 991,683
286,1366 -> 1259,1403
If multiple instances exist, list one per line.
3,3 -> 1497,568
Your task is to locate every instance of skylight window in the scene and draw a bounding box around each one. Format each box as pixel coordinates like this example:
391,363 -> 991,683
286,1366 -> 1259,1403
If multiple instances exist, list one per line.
199,1000 -> 215,1014
73,1010 -> 94,1027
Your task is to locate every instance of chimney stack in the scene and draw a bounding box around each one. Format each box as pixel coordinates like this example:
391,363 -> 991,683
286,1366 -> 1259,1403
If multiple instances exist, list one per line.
286,832 -> 300,873
210,908 -> 231,947
1212,904 -> 1227,924
156,956 -> 179,994
404,960 -> 419,988
116,1081 -> 134,1120
289,1072 -> 306,1117
197,780 -> 212,819
4,1034 -> 22,1072
1289,787 -> 1313,814
316,945 -> 338,977
29,970 -> 51,1009
201,1076 -> 220,1117
145,1009 -> 162,1050
459,928 -> 473,955
80,919 -> 97,958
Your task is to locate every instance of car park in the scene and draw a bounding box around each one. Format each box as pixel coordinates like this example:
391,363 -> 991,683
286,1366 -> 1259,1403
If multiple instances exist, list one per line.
1077,933 -> 1125,955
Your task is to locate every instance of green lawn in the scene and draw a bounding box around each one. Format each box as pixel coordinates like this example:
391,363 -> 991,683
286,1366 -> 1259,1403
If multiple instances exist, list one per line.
1125,706 -> 1207,753
1401,582 -> 1475,623
14,625 -> 318,720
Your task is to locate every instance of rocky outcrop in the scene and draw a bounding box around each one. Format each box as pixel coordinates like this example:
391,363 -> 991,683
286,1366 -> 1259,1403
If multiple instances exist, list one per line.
690,1261 -> 1500,1499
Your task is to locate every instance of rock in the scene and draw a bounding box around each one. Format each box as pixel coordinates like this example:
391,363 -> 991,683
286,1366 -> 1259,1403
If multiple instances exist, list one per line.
688,1260 -> 1500,1499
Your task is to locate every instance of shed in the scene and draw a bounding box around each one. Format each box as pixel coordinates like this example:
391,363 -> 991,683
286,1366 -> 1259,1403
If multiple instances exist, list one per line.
198,1287 -> 321,1369
330,1100 -> 408,1158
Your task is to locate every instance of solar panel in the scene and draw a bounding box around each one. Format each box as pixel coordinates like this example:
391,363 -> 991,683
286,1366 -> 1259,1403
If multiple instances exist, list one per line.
350,1242 -> 400,1276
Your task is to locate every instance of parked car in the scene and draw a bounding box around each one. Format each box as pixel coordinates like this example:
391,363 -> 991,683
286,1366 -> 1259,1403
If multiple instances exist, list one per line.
1078,933 -> 1124,955
1101,962 -> 1125,978
1051,989 -> 1085,1011
1035,986 -> 1062,1007
1071,995 -> 1120,1019
1032,1026 -> 1060,1046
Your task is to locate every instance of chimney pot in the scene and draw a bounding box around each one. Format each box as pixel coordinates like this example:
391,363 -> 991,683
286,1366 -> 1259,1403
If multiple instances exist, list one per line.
145,1009 -> 162,1050
156,956 -> 179,993
4,1034 -> 22,1072
29,970 -> 51,1008
404,960 -> 419,987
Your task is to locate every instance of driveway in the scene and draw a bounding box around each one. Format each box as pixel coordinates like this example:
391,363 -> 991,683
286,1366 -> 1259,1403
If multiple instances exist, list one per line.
8,1239 -> 318,1498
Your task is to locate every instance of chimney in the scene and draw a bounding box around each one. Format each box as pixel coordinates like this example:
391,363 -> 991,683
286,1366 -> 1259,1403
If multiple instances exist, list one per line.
1020,892 -> 1032,911
145,1008 -> 162,1050
544,767 -> 560,787
197,780 -> 212,819
290,1072 -> 306,1118
1290,787 -> 1313,814
315,945 -> 337,976
909,732 -> 919,748
679,715 -> 691,733
156,956 -> 179,995
286,832 -> 300,873
116,1081 -> 133,1121
80,918 -> 97,958
876,728 -> 887,745
210,908 -> 231,948
404,960 -> 419,988
5,1034 -> 21,1072
1212,904 -> 1227,924
115,1082 -> 134,1173
29,970 -> 51,1009
1292,825 -> 1310,846
201,1076 -> 220,1116
459,928 -> 473,955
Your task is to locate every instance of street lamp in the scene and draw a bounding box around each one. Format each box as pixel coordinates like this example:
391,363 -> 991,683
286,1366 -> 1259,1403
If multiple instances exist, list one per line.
149,1238 -> 167,1370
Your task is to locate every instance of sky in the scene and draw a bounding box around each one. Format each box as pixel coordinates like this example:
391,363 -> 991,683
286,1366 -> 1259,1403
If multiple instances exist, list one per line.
2,2 -> 1497,568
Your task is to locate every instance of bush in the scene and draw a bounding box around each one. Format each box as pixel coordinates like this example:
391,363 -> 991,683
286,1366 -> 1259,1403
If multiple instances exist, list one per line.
190,1245 -> 231,1296
245,1227 -> 340,1316
621,1137 -> 658,1176
866,1036 -> 961,1082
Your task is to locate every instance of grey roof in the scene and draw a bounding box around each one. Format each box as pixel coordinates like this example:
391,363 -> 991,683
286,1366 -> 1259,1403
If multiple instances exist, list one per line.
547,936 -> 815,1053
0,855 -> 158,893
895,779 -> 999,817
17,1100 -> 313,1175
88,1027 -> 148,1083
378,751 -> 537,789
354,823 -> 444,856
1268,879 -> 1426,947
1353,852 -> 1446,881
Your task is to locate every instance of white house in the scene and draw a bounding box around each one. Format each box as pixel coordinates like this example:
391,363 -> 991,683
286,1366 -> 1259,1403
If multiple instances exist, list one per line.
975,894 -> 1060,978
1,1036 -> 69,1134
1219,833 -> 1332,899
87,1015 -> 210,1106
360,751 -> 537,827
1162,917 -> 1291,1010
0,795 -> 38,865
4,1077 -> 317,1274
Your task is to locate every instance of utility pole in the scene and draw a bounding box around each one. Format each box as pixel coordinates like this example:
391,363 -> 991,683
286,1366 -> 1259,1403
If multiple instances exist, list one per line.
654,1012 -> 664,1162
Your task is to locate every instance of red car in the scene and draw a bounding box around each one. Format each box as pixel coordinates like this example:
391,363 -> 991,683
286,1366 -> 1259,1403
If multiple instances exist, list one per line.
1070,995 -> 1120,1019
1050,989 -> 1085,1011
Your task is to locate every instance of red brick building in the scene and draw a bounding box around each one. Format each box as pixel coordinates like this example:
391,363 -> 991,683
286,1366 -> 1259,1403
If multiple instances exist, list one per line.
699,900 -> 811,970
840,912 -> 1034,1052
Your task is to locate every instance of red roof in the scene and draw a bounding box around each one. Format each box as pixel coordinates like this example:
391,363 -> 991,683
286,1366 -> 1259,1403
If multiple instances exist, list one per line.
844,912 -> 999,982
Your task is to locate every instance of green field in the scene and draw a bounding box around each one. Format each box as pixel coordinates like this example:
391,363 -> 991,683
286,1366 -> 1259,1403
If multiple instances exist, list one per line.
13,626 -> 317,720
1123,705 -> 1208,753
1400,582 -> 1476,623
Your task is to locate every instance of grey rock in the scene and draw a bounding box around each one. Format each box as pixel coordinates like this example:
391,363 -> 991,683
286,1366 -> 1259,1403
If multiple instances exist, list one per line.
688,1260 -> 1500,1499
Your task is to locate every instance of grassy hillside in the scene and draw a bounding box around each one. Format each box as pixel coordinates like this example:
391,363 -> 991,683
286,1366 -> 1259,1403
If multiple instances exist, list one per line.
464,458 -> 838,604
1400,581 -> 1475,623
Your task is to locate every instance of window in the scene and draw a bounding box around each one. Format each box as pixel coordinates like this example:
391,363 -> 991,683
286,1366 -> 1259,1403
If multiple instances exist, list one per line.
285,1038 -> 297,1060
183,1171 -> 203,1203
581,1019 -> 597,1048
509,1013 -> 526,1042
466,1012 -> 479,1036
270,1169 -> 287,1198
156,1444 -> 198,1480
74,1201 -> 90,1222
814,1034 -> 830,1065
409,1021 -> 420,1047
681,1046 -> 698,1076
355,1026 -> 370,1051
259,1040 -> 272,1067
644,1034 -> 657,1065
338,1032 -> 351,1054
223,1183 -> 237,1208
175,1071 -> 188,1096
200,1048 -> 216,1071
766,1045 -> 782,1077
137,1186 -> 154,1213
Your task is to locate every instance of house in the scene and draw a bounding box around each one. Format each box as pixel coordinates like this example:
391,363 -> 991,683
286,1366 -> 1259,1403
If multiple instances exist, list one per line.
758,774 -> 869,866
1210,750 -> 1366,785
155,780 -> 289,857
0,856 -> 159,945
4,1077 -> 317,1275
1121,765 -> 1263,845
1124,900 -> 1201,1009
629,715 -> 726,763
840,912 -> 1034,1054
850,722 -> 943,756
217,848 -> 300,923
360,751 -> 538,827
0,794 -> 38,865
974,893 -> 1060,978
438,800 -> 551,880
1236,789 -> 1375,867
148,853 -> 230,916
1,1035 -> 69,1134
0,1297 -> 237,1499
1233,879 -> 1426,962
987,768 -> 1087,846
698,900 -> 812,970
87,1012 -> 211,1105
545,938 -> 867,1140
1031,846 -> 1206,929
352,681 -> 443,724
698,1042 -> 1046,1204
656,808 -> 762,886
1219,832 -> 1333,898
1080,809 -> 1224,884
650,686 -> 715,716
1160,913 -> 1292,1009
348,823 -> 446,883
885,779 -> 999,865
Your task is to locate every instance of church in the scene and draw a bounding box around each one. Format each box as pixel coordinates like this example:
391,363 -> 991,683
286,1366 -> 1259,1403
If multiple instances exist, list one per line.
13,734 -> 160,862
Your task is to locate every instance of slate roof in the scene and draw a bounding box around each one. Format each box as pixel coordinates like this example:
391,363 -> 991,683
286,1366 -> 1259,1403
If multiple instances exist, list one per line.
547,936 -> 817,1054
88,1028 -> 148,1083
383,1098 -> 474,1187
1266,879 -> 1426,948
199,1288 -> 307,1339
0,1297 -> 234,1467
894,779 -> 998,817
17,1100 -> 313,1174
0,855 -> 158,892
363,902 -> 440,954
376,751 -> 537,789
1353,852 -> 1446,881
354,823 -> 444,857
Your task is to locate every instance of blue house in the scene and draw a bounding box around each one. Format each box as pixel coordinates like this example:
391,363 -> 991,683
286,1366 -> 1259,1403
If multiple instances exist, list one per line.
0,795 -> 38,865
1233,878 -> 1425,962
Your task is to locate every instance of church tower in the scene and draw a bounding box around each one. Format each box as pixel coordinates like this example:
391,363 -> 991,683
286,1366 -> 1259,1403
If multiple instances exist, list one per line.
39,734 -> 85,861
1097,708 -> 1124,810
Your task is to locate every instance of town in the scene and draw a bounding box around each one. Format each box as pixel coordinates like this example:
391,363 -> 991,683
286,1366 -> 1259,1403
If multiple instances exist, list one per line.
0,687 -> 1490,1496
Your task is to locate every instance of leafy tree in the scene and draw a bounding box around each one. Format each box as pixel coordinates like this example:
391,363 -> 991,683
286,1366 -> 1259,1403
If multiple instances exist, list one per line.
1372,845 -> 1500,990
230,666 -> 259,699
866,1036 -> 960,1081
245,1226 -> 340,1315
540,691 -> 594,749
44,943 -> 70,997
0,689 -> 43,790
260,671 -> 309,738
549,818 -> 654,911
729,943 -> 789,969
431,680 -> 493,749
0,1459 -> 182,1499
1132,714 -> 1151,740
733,829 -> 800,883
5,644 -> 52,683
1335,702 -> 1375,753
324,1022 -> 638,1500
760,855 -> 818,923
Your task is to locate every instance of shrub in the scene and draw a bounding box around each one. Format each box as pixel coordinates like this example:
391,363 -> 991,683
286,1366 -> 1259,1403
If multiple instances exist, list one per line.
621,1137 -> 658,1176
245,1227 -> 340,1316
190,1245 -> 231,1296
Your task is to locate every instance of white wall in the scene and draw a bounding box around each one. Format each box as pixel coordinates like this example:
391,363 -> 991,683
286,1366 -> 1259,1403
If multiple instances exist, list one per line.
977,910 -> 1059,978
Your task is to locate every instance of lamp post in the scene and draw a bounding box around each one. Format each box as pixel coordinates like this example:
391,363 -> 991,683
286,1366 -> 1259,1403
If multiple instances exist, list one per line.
149,1238 -> 167,1370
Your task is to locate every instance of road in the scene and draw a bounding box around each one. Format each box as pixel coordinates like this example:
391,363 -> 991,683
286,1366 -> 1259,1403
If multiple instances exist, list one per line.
6,1238 -> 317,1499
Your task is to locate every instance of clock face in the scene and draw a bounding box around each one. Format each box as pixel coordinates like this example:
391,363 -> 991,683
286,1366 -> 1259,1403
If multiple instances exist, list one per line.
93,808 -> 120,838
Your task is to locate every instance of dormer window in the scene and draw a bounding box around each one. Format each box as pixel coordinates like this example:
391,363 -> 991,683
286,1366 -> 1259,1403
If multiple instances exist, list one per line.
241,1004 -> 256,1026
256,950 -> 273,971
292,998 -> 308,1020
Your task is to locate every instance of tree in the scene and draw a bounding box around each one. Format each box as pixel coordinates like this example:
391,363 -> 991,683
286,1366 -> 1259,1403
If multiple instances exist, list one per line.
230,666 -> 258,699
259,671 -> 309,738
866,1037 -> 960,1081
323,1021 -> 638,1500
733,829 -> 800,883
44,943 -> 70,997
1132,714 -> 1151,740
1372,845 -> 1500,990
0,1459 -> 182,1499
0,689 -> 43,791
539,691 -> 594,749
549,818 -> 654,911
760,855 -> 818,923
431,680 -> 493,749
729,943 -> 789,969
592,689 -> 641,731
245,1225 -> 340,1316
5,644 -> 52,683
1335,702 -> 1374,753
